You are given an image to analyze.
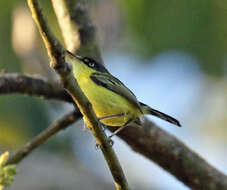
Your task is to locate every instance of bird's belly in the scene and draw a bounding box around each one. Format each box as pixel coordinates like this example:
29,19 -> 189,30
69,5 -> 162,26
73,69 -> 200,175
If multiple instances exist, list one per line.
79,79 -> 138,126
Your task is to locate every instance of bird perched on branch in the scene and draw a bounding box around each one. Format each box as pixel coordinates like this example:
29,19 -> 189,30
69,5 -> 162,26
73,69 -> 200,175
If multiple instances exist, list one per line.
66,51 -> 181,138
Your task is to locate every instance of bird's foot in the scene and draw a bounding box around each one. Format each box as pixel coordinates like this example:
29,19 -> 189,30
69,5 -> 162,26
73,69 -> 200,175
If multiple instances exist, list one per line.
107,137 -> 114,147
95,137 -> 114,149
95,143 -> 100,150
98,113 -> 125,121
83,122 -> 89,131
100,122 -> 107,132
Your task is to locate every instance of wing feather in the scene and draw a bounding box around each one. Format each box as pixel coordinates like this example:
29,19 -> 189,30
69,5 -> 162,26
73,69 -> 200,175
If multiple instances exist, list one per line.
90,72 -> 142,112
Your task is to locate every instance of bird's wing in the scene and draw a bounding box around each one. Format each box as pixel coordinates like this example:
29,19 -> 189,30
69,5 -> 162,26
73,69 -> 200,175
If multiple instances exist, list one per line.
90,72 -> 142,112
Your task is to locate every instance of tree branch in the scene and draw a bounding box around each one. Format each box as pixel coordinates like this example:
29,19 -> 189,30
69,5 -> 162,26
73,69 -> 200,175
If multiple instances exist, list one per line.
0,73 -> 72,103
52,0 -> 102,62
109,120 -> 227,190
27,0 -> 129,189
6,111 -> 81,165
1,72 -> 227,189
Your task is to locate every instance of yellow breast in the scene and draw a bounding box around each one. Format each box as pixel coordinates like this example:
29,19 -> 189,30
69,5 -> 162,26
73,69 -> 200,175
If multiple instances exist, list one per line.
77,75 -> 140,126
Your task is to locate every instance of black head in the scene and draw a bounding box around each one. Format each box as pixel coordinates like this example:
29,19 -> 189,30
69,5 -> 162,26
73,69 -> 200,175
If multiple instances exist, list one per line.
79,56 -> 109,73
66,51 -> 109,73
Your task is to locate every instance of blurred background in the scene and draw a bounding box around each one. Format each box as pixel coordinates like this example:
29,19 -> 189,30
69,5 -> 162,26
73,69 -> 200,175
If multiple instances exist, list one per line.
0,0 -> 227,189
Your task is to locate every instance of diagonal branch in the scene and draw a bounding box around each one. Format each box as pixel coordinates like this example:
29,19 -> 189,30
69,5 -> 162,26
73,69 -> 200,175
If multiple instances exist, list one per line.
109,120 -> 227,190
27,0 -> 129,189
52,0 -> 102,63
6,110 -> 81,165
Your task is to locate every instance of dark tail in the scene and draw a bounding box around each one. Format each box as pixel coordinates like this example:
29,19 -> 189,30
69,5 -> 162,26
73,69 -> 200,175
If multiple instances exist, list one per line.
140,102 -> 181,127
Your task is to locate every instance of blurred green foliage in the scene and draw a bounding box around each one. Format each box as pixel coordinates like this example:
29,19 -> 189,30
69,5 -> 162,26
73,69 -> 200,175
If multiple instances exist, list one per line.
0,0 -> 21,72
0,0 -> 55,149
118,0 -> 227,75
0,0 -> 75,153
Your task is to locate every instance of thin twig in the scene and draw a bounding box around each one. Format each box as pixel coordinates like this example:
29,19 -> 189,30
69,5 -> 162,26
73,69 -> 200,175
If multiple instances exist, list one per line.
27,0 -> 129,189
27,0 -> 65,68
52,0 -> 103,62
6,111 -> 81,165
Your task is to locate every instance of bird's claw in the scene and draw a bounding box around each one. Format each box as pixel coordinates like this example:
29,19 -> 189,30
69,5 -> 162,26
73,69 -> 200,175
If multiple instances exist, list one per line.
107,137 -> 114,147
95,138 -> 114,149
83,123 -> 89,131
95,143 -> 100,150
100,123 -> 107,132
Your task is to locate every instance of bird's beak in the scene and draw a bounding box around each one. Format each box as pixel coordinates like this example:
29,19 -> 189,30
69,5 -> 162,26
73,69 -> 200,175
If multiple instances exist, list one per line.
65,50 -> 87,78
65,50 -> 78,60
65,50 -> 82,66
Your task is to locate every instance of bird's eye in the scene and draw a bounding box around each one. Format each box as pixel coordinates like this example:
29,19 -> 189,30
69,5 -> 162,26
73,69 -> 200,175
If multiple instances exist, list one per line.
89,62 -> 95,67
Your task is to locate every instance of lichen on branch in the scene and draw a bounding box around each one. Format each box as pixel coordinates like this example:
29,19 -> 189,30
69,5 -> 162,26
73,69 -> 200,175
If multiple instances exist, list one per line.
0,152 -> 17,190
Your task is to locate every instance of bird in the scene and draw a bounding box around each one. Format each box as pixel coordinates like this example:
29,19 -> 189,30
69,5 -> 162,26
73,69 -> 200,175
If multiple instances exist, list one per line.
65,50 -> 181,138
